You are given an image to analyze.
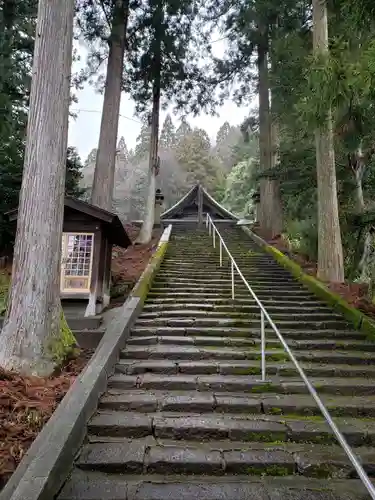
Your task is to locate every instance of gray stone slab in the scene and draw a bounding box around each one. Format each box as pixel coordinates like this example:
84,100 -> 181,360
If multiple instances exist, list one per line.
160,393 -> 215,412
106,374 -> 140,389
139,374 -> 198,390
88,412 -> 152,438
224,449 -> 295,474
77,441 -> 146,472
146,445 -> 223,473
58,470 -> 128,500
178,360 -> 219,374
118,360 -> 178,375
215,395 -> 262,413
153,415 -> 230,440
133,481 -> 267,500
99,393 -> 159,412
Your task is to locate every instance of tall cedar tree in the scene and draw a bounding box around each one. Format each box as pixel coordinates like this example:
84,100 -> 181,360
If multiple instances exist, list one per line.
312,0 -> 344,281
77,0 -> 130,211
0,0 -> 76,375
203,0 -> 284,238
124,0 -> 200,243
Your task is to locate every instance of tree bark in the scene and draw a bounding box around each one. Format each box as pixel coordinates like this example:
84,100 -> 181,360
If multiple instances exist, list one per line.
269,111 -> 283,236
91,0 -> 128,211
257,33 -> 282,239
136,37 -> 161,244
312,0 -> 344,282
0,0 -> 75,375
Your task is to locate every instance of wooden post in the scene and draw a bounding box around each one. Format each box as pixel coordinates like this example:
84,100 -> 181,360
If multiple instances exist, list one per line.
102,240 -> 112,308
85,231 -> 103,317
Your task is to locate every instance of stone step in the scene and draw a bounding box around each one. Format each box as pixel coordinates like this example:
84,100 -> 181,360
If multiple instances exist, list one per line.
73,438 -> 375,478
138,309 -> 343,323
156,275 -> 297,284
142,302 -> 332,314
115,358 -> 375,381
100,388 -> 375,417
127,334 -> 374,352
58,470 -> 367,500
87,410 -> 375,446
107,373 -> 375,396
130,326 -> 366,340
148,288 -> 316,298
158,269 -> 291,278
134,317 -> 350,330
151,280 -> 305,290
145,297 -> 328,308
120,345 -> 374,365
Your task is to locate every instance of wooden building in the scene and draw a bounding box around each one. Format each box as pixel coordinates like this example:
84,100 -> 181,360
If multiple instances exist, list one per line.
8,197 -> 131,317
161,183 -> 238,226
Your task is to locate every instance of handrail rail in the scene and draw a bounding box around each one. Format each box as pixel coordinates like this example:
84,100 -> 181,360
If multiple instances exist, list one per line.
205,213 -> 375,499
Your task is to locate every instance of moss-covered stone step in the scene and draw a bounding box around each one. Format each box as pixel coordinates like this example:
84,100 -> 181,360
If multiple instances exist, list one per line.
145,297 -> 331,308
107,372 -> 375,397
138,309 -> 344,324
73,437 -> 375,478
87,410 -> 375,446
99,388 -> 375,418
59,469 -> 371,500
142,302 -> 332,314
131,325 -> 367,341
115,358 -> 375,380
127,333 -> 373,353
151,280 -> 306,290
121,344 -> 375,365
148,287 -> 317,298
159,271 -> 299,285
134,316 -> 351,330
159,269 -> 291,278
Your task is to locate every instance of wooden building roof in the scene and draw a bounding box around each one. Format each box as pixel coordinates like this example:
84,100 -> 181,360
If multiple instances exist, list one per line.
7,196 -> 132,249
161,183 -> 238,222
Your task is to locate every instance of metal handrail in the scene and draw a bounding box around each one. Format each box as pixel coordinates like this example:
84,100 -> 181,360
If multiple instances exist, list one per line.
205,213 -> 375,499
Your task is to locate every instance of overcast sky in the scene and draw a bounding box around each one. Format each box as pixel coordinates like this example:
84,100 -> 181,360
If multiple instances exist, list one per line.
67,40 -> 255,162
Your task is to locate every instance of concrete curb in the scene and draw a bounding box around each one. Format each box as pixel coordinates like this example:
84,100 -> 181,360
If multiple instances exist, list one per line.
0,224 -> 173,500
241,226 -> 375,339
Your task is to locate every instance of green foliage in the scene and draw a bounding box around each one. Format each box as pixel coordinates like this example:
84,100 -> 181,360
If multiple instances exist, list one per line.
65,147 -> 86,198
0,271 -> 10,315
160,114 -> 176,150
221,160 -> 256,217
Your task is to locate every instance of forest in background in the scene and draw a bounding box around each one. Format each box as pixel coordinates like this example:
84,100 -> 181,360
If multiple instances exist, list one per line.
3,0 -> 375,284
81,115 -> 258,221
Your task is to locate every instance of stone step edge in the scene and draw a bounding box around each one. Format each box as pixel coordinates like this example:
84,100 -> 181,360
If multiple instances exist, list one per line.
100,389 -> 375,417
75,437 -> 375,477
87,410 -> 375,446
58,470 -> 368,500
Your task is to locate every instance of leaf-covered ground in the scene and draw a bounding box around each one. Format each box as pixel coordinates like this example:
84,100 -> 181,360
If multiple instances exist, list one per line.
0,348 -> 93,490
110,225 -> 161,305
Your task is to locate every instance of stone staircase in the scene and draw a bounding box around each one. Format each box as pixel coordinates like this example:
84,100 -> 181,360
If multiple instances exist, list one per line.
59,225 -> 375,500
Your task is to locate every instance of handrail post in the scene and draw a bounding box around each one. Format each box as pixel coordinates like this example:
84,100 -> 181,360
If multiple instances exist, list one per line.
261,310 -> 266,382
219,239 -> 222,267
208,219 -> 211,236
213,227 -> 216,248
231,261 -> 235,299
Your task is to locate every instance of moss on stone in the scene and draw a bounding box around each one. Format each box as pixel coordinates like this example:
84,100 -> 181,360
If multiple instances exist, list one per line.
132,241 -> 168,303
361,316 -> 375,340
265,245 -> 303,280
269,407 -> 283,415
47,309 -> 77,364
250,382 -> 275,393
